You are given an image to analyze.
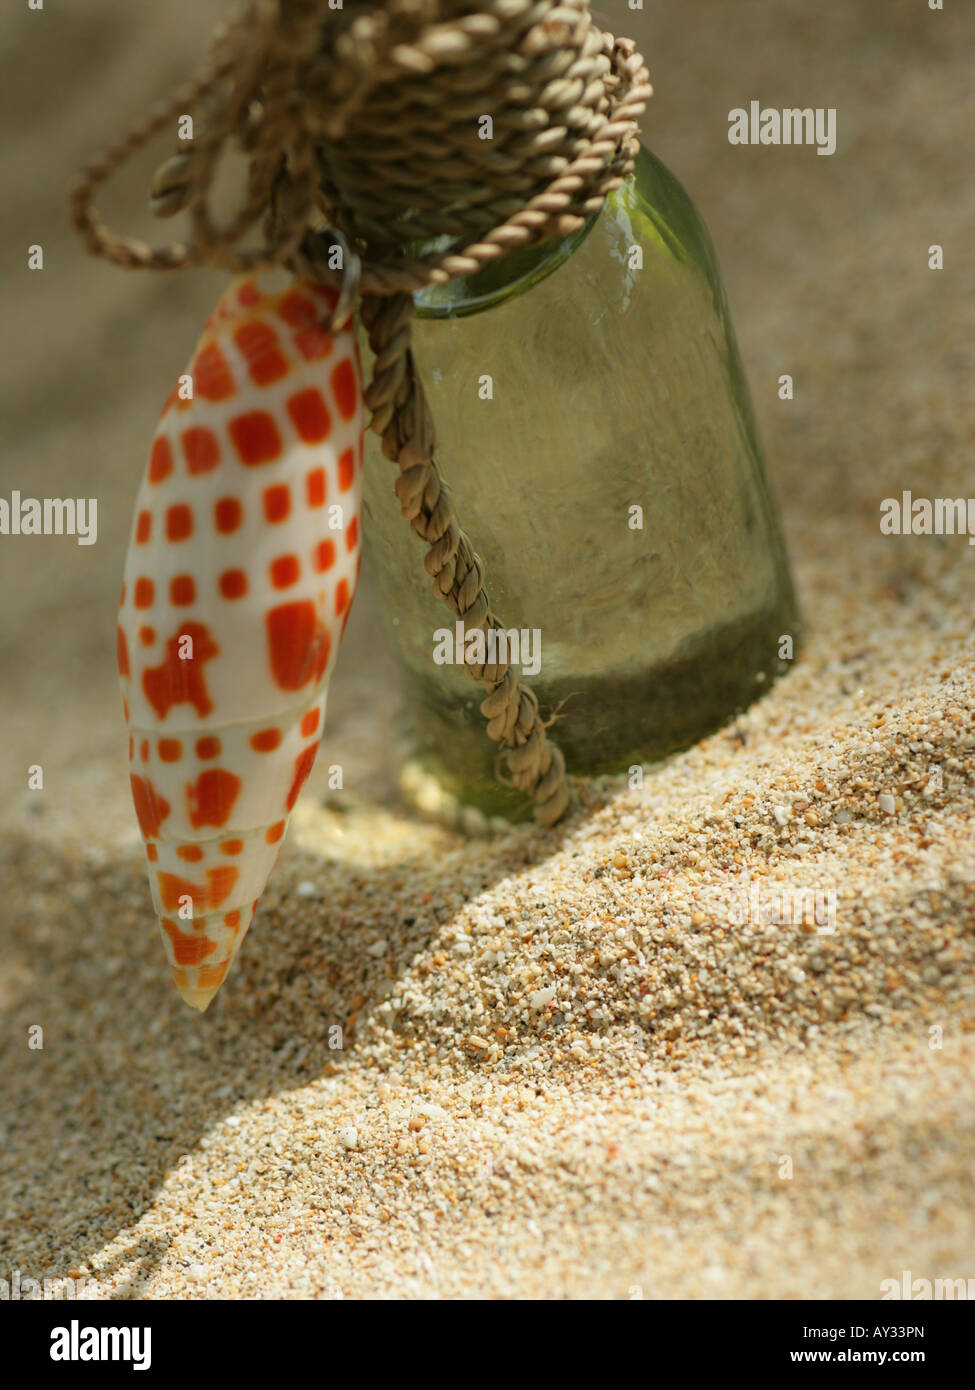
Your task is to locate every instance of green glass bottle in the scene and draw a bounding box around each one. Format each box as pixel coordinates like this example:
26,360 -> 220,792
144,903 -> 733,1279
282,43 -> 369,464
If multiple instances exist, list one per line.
357,144 -> 798,825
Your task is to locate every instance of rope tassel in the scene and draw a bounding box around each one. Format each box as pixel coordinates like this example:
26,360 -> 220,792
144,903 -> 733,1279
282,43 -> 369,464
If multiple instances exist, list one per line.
359,291 -> 570,824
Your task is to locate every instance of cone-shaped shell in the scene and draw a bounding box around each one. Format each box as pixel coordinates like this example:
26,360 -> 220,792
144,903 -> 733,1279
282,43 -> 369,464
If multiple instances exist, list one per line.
117,275 -> 363,1009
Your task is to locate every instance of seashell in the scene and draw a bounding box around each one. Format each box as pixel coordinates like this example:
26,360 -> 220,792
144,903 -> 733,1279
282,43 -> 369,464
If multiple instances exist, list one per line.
117,274 -> 363,1011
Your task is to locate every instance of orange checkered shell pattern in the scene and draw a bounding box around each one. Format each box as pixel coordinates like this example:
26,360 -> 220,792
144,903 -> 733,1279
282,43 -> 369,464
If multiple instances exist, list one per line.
117,275 -> 363,1012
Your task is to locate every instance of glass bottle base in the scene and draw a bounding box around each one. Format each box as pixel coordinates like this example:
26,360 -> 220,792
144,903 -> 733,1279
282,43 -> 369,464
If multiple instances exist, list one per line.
395,595 -> 799,825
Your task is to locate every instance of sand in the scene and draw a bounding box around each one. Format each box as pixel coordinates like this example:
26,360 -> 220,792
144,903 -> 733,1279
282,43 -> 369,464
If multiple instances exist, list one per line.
1,0 -> 974,1299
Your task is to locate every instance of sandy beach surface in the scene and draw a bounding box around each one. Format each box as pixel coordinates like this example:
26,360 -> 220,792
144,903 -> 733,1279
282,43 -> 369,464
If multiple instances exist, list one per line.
1,0 -> 973,1298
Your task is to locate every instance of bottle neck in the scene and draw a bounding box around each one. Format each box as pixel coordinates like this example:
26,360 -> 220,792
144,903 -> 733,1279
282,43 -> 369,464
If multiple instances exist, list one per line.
410,204 -> 604,320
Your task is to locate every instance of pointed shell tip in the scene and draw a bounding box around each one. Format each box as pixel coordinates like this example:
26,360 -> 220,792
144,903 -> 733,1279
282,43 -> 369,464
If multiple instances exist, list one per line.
177,984 -> 221,1013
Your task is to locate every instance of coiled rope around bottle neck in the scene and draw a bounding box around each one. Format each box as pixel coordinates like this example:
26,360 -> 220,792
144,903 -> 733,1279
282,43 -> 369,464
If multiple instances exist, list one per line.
70,0 -> 652,828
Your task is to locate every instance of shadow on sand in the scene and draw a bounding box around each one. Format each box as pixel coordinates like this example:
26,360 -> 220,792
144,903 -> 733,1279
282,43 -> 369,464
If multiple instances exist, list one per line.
0,791 -> 584,1296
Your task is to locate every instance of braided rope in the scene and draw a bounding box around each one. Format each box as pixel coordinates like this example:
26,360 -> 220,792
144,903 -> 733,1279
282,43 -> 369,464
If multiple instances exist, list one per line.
358,290 -> 571,825
70,0 -> 651,827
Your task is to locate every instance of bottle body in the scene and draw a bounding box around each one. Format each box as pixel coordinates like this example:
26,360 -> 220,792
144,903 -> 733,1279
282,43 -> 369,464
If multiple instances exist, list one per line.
358,145 -> 798,821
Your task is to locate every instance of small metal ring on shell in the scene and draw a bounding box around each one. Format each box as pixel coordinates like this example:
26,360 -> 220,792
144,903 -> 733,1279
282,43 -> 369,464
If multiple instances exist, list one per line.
326,229 -> 361,331
298,227 -> 361,331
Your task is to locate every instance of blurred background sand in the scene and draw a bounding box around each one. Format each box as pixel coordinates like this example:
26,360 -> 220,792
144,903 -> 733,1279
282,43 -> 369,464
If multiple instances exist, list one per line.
1,0 -> 973,1299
